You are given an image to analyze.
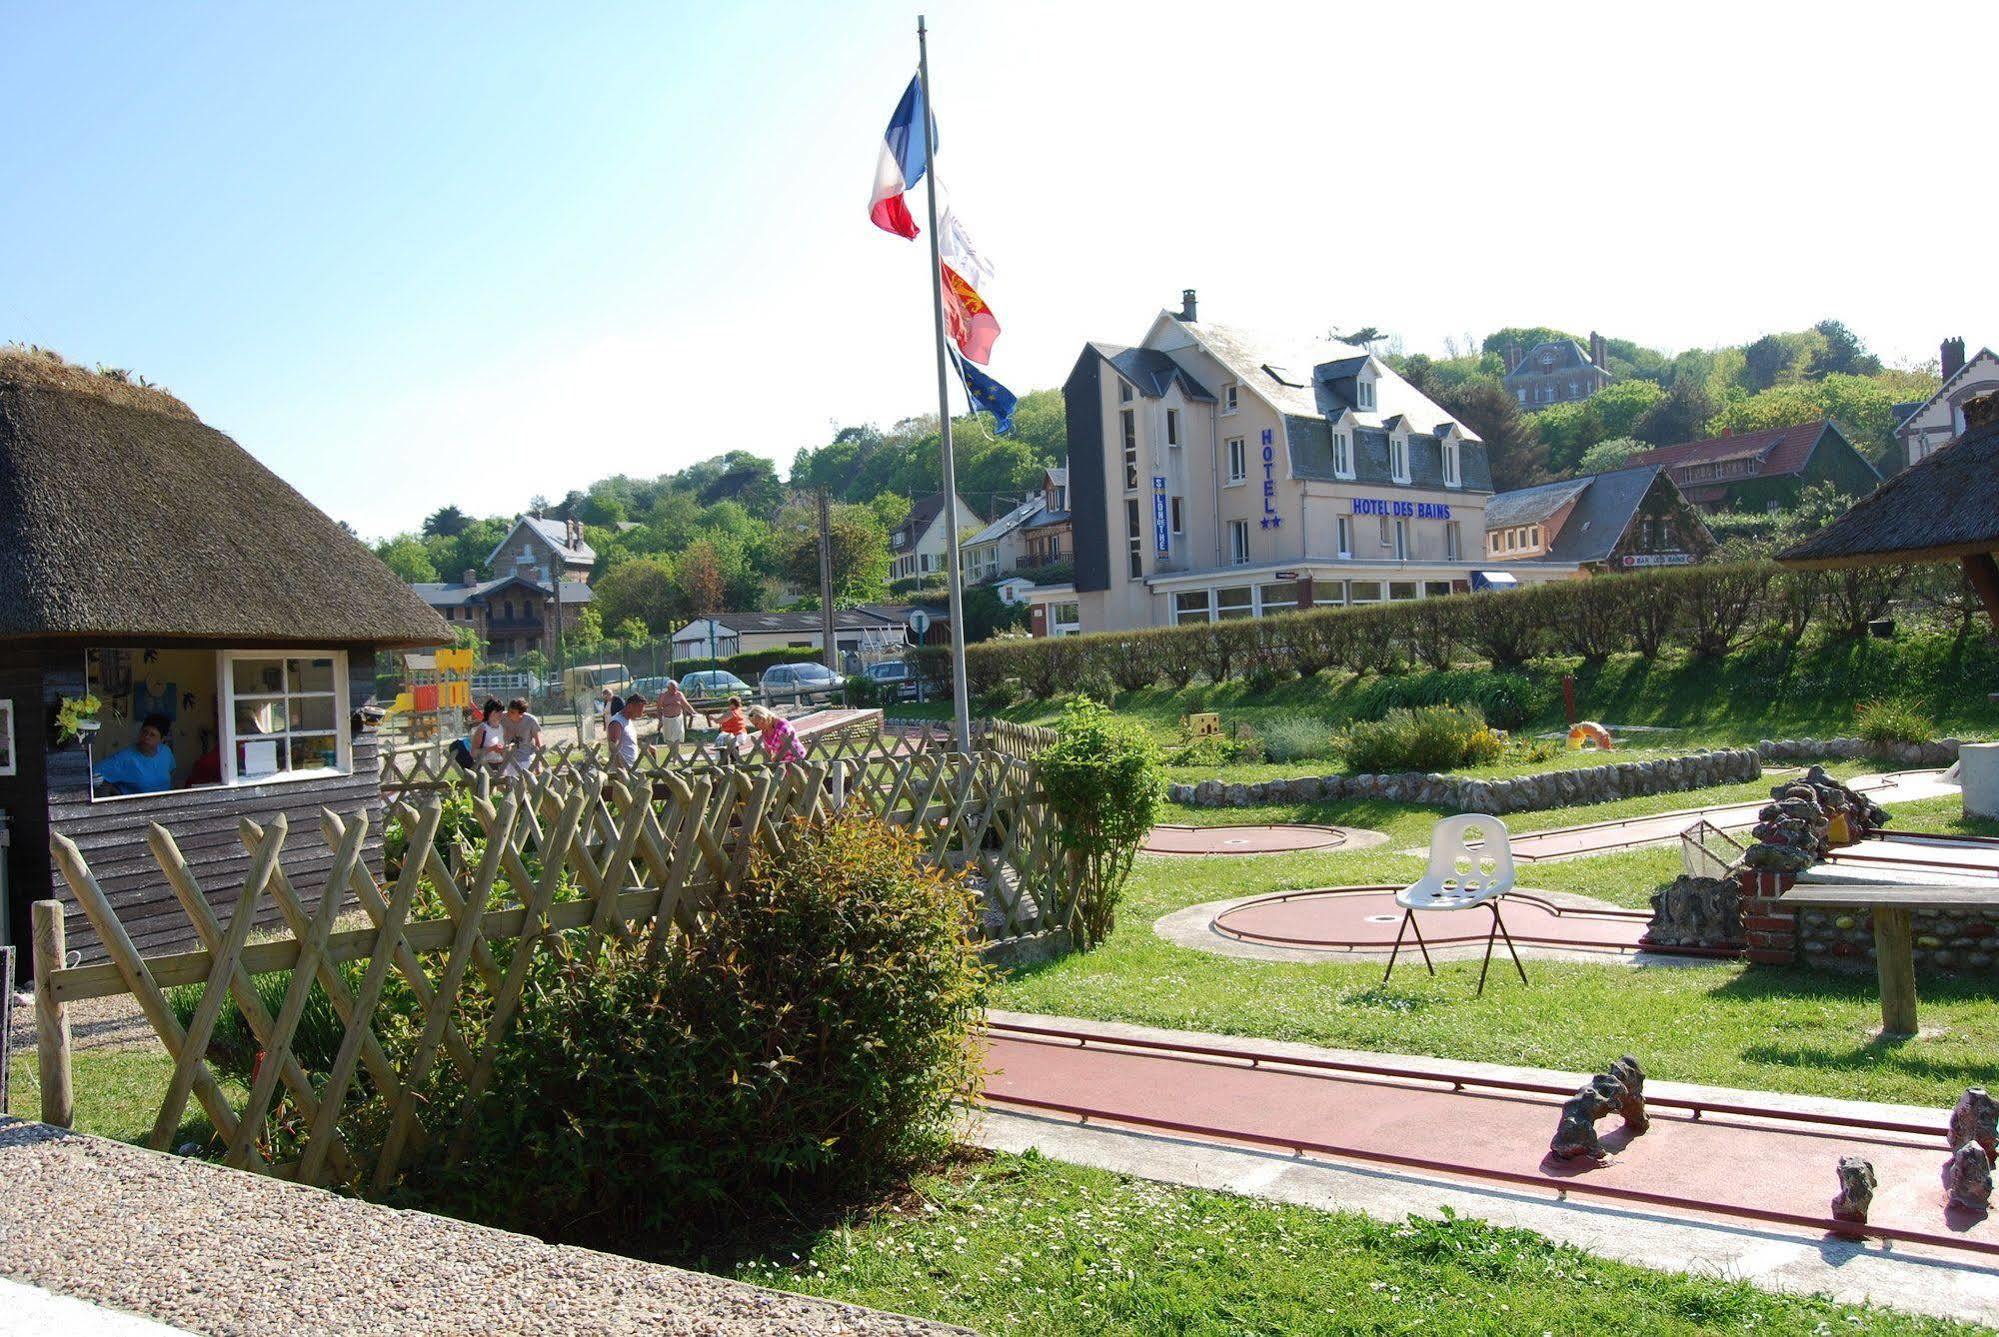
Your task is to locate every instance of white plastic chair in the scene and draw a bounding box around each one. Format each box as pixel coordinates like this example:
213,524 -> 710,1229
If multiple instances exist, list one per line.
1382,814 -> 1528,994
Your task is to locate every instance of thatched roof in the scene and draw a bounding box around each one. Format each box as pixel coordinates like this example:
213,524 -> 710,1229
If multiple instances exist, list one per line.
0,353 -> 450,645
1779,394 -> 1999,569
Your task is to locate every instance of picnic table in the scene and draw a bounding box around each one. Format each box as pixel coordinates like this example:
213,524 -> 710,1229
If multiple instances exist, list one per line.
1778,884 -> 1998,1035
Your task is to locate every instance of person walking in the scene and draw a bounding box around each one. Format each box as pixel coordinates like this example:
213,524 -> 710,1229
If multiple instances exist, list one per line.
606,692 -> 650,771
655,678 -> 697,745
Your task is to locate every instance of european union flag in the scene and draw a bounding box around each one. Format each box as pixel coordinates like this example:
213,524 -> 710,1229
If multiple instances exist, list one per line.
952,349 -> 1017,435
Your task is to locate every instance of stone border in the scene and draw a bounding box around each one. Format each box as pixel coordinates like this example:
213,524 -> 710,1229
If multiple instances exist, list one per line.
1759,737 -> 1965,769
1168,748 -> 1762,815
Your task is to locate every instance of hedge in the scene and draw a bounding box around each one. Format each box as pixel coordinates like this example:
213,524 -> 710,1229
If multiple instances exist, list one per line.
910,561 -> 1977,698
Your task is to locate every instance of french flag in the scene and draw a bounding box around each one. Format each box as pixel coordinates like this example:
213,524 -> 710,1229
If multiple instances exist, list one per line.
868,76 -> 930,239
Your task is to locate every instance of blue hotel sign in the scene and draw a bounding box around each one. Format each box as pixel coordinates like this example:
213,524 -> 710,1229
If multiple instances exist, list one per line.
1353,496 -> 1453,520
1259,428 -> 1282,529
1152,475 -> 1170,552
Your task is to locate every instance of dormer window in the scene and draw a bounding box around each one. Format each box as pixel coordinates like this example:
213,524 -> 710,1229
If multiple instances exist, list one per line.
1357,379 -> 1376,411
1332,431 -> 1354,478
1442,438 -> 1462,488
1118,379 -> 1133,404
1224,384 -> 1239,414
1389,436 -> 1410,484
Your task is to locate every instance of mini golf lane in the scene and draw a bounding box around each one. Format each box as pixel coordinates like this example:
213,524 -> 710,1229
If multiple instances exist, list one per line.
1207,885 -> 1698,957
981,1026 -> 1999,1260
1142,824 -> 1366,856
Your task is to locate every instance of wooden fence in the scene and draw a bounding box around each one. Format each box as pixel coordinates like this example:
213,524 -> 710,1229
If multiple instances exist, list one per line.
32,750 -> 1071,1192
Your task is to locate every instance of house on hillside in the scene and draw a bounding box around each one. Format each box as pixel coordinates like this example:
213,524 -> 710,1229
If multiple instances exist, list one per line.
1047,291 -> 1576,636
888,491 -> 983,583
1894,337 -> 1999,469
1484,466 -> 1715,573
962,494 -> 1046,584
411,572 -> 594,658
488,514 -> 596,587
1502,334 -> 1613,409
0,352 -> 449,964
1633,420 -> 1881,513
1020,466 -> 1073,573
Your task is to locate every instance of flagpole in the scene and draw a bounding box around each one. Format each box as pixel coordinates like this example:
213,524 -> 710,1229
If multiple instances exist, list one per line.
917,12 -> 973,754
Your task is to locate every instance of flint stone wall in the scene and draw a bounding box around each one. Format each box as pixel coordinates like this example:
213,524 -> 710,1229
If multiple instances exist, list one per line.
1757,737 -> 1964,769
1168,747 -> 1761,814
1799,906 -> 1999,976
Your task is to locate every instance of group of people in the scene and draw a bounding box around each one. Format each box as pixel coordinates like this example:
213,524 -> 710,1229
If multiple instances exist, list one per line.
451,683 -> 807,777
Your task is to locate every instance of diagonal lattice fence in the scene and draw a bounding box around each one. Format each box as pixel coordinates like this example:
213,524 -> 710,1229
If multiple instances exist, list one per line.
33,751 -> 1070,1192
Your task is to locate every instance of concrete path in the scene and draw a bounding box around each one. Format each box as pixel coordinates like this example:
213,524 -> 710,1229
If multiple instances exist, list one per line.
975,1010 -> 1999,1328
0,1277 -> 194,1336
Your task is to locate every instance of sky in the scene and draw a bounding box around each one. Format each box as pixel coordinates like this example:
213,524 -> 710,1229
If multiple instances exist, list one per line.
4,1 -> 1996,539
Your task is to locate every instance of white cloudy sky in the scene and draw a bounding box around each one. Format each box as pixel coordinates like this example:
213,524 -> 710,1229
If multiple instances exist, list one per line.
4,0 -> 1993,538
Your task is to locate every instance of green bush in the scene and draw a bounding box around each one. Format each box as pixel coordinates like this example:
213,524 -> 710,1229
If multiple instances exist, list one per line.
426,813 -> 987,1257
1040,698 -> 1163,948
167,964 -> 360,1084
1257,712 -> 1335,764
1341,668 -> 1548,731
1336,705 -> 1504,774
1856,697 -> 1937,749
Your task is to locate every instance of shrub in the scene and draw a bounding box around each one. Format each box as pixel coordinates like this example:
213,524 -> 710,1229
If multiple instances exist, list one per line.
1856,697 -> 1937,749
1257,712 -> 1336,764
1342,669 -> 1547,731
1040,698 -> 1162,948
1336,705 -> 1503,774
427,813 -> 987,1256
1163,732 -> 1236,767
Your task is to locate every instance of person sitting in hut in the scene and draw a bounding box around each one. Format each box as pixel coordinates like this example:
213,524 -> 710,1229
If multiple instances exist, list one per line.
606,692 -> 649,770
94,713 -> 176,796
746,704 -> 806,764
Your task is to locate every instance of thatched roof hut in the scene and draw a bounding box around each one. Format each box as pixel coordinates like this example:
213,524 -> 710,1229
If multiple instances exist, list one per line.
0,346 -> 444,645
1,348 -> 447,966
1779,392 -> 1999,626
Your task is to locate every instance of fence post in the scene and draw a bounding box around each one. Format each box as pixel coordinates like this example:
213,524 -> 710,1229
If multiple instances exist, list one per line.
32,900 -> 74,1128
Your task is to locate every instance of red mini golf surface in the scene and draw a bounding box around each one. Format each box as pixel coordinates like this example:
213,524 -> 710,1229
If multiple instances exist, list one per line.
1211,886 -> 1655,954
982,1031 -> 1996,1255
1143,824 -> 1353,855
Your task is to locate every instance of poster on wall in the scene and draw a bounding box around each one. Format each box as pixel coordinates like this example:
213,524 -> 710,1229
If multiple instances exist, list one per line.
0,698 -> 14,777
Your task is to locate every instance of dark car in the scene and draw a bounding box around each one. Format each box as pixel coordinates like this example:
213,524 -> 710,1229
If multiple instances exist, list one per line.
863,660 -> 921,702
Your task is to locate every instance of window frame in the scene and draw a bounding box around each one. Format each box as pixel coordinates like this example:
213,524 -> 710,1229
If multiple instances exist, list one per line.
1389,435 -> 1410,484
1357,379 -> 1376,411
1393,519 -> 1409,561
218,649 -> 354,789
1225,436 -> 1248,485
1166,408 -> 1180,447
1336,516 -> 1353,558
1445,520 -> 1461,561
1125,498 -> 1144,579
1442,438 -> 1462,488
1170,495 -> 1185,537
1228,519 -> 1251,565
1333,430 -> 1354,478
1121,409 -> 1139,491
1223,384 -> 1240,414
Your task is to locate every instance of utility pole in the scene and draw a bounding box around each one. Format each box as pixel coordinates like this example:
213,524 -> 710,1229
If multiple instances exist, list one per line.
817,487 -> 838,673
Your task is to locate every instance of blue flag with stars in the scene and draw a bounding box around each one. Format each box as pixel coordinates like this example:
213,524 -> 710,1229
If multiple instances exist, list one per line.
952,349 -> 1017,435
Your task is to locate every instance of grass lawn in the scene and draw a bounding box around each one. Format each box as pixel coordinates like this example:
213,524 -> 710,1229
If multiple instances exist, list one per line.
994,781 -> 1999,1108
738,1149 -> 1979,1336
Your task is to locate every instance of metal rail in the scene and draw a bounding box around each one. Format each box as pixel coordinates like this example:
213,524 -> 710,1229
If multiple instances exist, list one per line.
978,1086 -> 1999,1261
983,1020 -> 1947,1139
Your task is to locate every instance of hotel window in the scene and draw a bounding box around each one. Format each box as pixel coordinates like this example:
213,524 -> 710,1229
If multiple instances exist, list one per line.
1379,516 -> 1391,547
1216,585 -> 1254,620
1425,581 -> 1454,598
1393,519 -> 1408,560
1174,590 -> 1213,625
1442,439 -> 1461,487
1166,409 -> 1180,446
1117,379 -> 1133,404
1226,437 -> 1247,484
1348,580 -> 1383,604
1333,431 -> 1353,477
1121,410 -> 1139,490
1357,379 -> 1376,411
1389,436 -> 1410,484
1336,516 -> 1353,558
1170,496 -> 1185,536
1259,582 -> 1300,615
1445,521 -> 1461,560
1228,520 -> 1250,565
1126,499 -> 1144,579
1224,384 -> 1239,413
1051,602 -> 1082,636
1389,581 -> 1418,601
1314,581 -> 1346,608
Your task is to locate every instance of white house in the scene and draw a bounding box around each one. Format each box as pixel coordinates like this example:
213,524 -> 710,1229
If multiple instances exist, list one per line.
888,491 -> 984,583
1896,337 -> 1999,469
962,494 -> 1046,584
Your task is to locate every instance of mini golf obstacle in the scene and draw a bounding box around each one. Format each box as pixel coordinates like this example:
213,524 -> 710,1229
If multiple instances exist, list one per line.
981,1019 -> 1999,1261
1200,885 -> 1734,960
1141,824 -> 1386,856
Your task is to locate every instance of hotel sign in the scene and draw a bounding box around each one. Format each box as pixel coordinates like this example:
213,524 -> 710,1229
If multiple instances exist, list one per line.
1352,497 -> 1453,520
1152,475 -> 1170,552
1259,429 -> 1282,529
1620,552 -> 1694,568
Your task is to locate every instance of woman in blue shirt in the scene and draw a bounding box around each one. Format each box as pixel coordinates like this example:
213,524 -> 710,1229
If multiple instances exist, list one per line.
95,713 -> 176,795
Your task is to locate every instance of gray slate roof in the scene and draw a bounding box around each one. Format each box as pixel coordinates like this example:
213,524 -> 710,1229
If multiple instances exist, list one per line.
488,515 -> 595,567
966,495 -> 1045,547
1503,340 -> 1595,383
410,577 -> 593,608
1093,344 -> 1216,402
1286,418 -> 1493,493
1540,466 -> 1670,565
1177,319 -> 1475,440
675,608 -> 904,638
1484,476 -> 1594,530
0,362 -> 448,645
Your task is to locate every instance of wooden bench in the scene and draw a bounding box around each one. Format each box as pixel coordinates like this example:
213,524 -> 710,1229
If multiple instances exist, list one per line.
1778,884 -> 1999,1035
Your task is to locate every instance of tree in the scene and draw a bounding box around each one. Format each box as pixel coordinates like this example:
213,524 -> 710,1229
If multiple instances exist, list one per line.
591,556 -> 678,636
1436,377 -> 1549,492
1705,374 -> 1914,469
564,604 -> 604,652
1634,378 -> 1720,446
375,536 -> 438,583
773,500 -> 891,603
1810,320 -> 1882,378
422,505 -> 472,538
1741,331 -> 1824,392
675,538 -> 730,619
1575,437 -> 1646,474
613,616 -> 650,644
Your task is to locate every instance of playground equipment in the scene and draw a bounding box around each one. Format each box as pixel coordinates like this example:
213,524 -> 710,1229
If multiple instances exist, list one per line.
1568,720 -> 1614,751
391,647 -> 473,742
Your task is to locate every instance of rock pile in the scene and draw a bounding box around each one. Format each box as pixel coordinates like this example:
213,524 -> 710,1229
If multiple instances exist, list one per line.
1831,1155 -> 1877,1226
1742,766 -> 1886,874
1168,748 -> 1761,814
1645,875 -> 1743,950
1547,1056 -> 1648,1164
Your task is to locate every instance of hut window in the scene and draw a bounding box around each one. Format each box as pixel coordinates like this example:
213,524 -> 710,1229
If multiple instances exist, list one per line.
220,651 -> 352,784
85,646 -> 226,800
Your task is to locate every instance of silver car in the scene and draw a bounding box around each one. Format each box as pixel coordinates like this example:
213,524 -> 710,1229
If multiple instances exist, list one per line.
760,661 -> 846,707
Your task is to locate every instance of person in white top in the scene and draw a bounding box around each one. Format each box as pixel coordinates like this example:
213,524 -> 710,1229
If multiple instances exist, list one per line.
605,693 -> 649,770
469,699 -> 508,772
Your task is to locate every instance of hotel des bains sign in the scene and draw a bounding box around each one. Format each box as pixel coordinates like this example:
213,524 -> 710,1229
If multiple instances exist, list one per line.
1351,496 -> 1454,520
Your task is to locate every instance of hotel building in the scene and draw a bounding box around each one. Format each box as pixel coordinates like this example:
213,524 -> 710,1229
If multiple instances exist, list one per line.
1039,294 -> 1576,635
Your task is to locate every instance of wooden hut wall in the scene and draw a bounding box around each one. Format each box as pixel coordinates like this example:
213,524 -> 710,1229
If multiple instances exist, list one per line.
0,640 -> 54,957
42,647 -> 388,962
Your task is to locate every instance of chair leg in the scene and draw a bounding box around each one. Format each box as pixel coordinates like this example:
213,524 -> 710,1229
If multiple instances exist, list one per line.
1383,910 -> 1409,984
1476,902 -> 1529,996
1496,904 -> 1529,985
1407,909 -> 1436,976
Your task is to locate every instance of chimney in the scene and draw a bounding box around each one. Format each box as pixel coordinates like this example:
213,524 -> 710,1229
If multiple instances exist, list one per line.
1590,330 -> 1606,371
1178,289 -> 1198,322
1943,336 -> 1967,381
1505,343 -> 1521,374
566,517 -> 582,548
461,568 -> 477,586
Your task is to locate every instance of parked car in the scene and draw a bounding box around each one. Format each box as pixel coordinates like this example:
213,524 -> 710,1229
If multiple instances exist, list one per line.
678,669 -> 753,702
760,661 -> 846,707
863,660 -> 921,702
627,675 -> 678,699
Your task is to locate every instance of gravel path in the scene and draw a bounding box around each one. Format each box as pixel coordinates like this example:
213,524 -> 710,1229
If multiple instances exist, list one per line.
0,1121 -> 966,1336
